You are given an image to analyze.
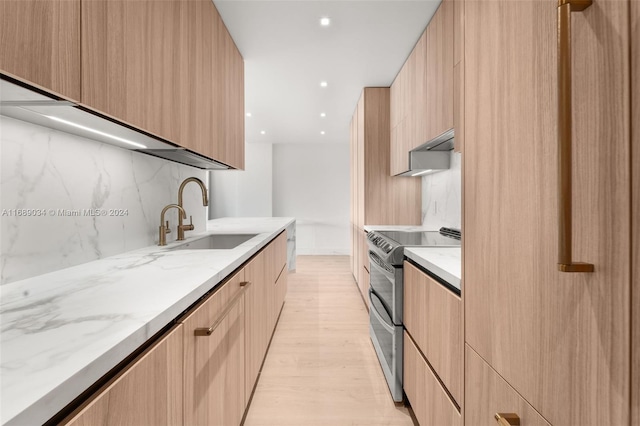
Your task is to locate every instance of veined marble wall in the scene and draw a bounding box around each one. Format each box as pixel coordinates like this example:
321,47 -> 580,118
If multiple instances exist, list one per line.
0,116 -> 208,284
421,151 -> 461,230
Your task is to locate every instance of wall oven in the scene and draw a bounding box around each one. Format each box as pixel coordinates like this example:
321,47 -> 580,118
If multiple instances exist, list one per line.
367,228 -> 461,402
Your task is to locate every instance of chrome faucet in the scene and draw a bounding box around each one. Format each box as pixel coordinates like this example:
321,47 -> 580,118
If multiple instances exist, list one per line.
177,177 -> 209,241
159,204 -> 187,246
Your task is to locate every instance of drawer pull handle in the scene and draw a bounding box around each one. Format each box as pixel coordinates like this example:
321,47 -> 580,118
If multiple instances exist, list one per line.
556,0 -> 594,273
495,413 -> 520,426
194,280 -> 252,336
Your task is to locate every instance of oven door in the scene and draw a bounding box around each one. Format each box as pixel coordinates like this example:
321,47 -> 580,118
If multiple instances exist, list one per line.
368,249 -> 403,325
369,289 -> 403,402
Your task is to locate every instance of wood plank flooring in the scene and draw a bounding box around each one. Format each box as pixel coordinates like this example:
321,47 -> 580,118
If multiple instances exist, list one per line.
244,256 -> 414,426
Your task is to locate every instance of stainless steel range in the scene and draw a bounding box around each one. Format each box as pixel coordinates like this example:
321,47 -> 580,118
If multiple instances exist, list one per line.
367,227 -> 461,402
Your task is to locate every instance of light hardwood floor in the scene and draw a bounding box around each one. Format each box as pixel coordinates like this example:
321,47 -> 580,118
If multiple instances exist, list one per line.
244,256 -> 414,426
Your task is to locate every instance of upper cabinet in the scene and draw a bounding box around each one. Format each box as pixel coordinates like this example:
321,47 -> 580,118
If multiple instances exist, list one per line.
390,0 -> 455,176
82,0 -> 245,169
1,0 -> 244,170
0,0 -> 81,102
82,0 -> 183,145
425,0 -> 453,143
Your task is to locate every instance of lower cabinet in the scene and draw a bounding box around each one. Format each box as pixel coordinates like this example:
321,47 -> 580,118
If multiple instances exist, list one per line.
63,325 -> 184,425
61,231 -> 287,426
182,269 -> 247,426
404,332 -> 461,426
465,345 -> 550,426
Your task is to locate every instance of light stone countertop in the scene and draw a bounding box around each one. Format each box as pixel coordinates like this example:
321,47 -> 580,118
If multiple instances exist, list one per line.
363,224 -> 436,233
404,247 -> 462,291
0,217 -> 295,426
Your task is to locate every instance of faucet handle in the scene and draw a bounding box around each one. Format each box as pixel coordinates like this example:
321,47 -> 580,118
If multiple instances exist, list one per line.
165,220 -> 171,234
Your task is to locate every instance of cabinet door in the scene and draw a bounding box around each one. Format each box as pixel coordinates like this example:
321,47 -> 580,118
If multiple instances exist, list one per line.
404,332 -> 461,426
244,249 -> 268,398
426,0 -> 453,141
82,0 -> 182,145
465,345 -> 550,426
64,325 -> 183,425
404,262 -> 462,405
633,2 -> 640,424
183,270 -> 246,426
0,0 -> 81,101
465,1 -> 630,425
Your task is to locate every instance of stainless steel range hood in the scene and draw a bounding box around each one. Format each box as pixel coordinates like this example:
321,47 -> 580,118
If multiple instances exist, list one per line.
0,77 -> 230,170
396,129 -> 454,177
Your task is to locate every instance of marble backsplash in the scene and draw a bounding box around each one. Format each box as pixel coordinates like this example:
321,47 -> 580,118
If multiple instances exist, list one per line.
0,116 -> 208,284
421,151 -> 461,230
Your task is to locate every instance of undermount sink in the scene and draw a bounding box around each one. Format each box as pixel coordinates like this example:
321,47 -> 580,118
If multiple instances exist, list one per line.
170,234 -> 258,250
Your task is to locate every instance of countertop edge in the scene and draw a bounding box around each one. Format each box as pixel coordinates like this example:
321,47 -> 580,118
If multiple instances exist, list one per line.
403,247 -> 461,291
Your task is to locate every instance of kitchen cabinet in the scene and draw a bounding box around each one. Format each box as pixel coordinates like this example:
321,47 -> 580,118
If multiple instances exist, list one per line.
632,2 -> 640,424
182,269 -> 246,426
425,0 -> 453,143
82,0 -> 244,168
404,261 -> 462,405
350,88 -> 421,302
0,0 -> 81,101
63,325 -> 184,425
404,331 -> 462,426
465,345 -> 550,426
390,0 -> 455,175
464,1 -> 631,425
453,0 -> 464,153
390,30 -> 427,176
81,0 -> 182,145
245,231 -> 287,400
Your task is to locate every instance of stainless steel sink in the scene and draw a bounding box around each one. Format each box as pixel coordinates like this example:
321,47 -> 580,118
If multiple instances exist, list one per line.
170,234 -> 258,250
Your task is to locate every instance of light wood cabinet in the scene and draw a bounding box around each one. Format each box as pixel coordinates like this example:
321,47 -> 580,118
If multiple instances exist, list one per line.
350,88 -> 421,303
425,0 -> 453,143
404,331 -> 461,426
465,345 -> 550,426
404,261 -> 462,405
244,248 -> 268,399
464,1 -> 631,425
63,325 -> 184,426
81,0 -> 244,168
0,0 -> 81,102
81,0 -> 183,144
633,2 -> 640,424
182,269 -> 246,426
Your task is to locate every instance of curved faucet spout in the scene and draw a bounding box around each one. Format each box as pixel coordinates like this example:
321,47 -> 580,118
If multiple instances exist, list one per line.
177,177 -> 209,241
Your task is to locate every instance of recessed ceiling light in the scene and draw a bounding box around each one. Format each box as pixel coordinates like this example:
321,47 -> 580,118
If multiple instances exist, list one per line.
260,130 -> 266,135
320,17 -> 331,26
246,112 -> 252,117
320,81 -> 328,88
320,113 -> 326,118
320,131 -> 326,135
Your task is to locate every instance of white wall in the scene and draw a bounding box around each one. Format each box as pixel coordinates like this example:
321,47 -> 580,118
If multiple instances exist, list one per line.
272,143 -> 350,255
0,116 -> 208,284
209,143 -> 272,218
421,151 -> 462,230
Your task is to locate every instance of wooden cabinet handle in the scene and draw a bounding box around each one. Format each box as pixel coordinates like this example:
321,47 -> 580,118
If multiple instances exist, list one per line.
556,0 -> 594,273
194,281 -> 252,336
495,413 -> 520,426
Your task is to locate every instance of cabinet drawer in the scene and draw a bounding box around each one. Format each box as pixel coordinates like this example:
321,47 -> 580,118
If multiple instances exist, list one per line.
180,268 -> 246,327
404,332 -> 461,426
466,345 -> 550,426
403,261 -> 462,404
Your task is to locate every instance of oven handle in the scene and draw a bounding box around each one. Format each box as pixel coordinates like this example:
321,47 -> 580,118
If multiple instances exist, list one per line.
368,251 -> 395,281
369,290 -> 395,333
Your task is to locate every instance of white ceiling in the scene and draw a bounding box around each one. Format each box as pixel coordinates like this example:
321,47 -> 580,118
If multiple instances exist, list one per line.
214,0 -> 441,145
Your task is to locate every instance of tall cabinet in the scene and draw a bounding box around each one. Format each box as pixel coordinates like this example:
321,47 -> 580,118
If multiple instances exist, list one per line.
350,88 -> 421,306
464,1 -> 631,425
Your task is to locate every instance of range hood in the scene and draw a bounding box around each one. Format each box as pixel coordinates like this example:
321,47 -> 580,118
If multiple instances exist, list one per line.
0,77 -> 230,170
396,129 -> 454,177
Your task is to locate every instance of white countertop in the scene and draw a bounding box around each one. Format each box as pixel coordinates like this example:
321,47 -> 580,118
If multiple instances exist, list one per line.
363,224 -> 435,233
0,217 -> 294,426
404,247 -> 462,291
